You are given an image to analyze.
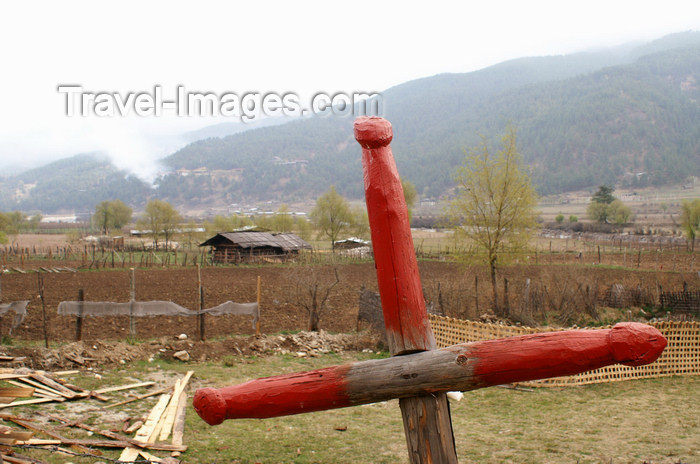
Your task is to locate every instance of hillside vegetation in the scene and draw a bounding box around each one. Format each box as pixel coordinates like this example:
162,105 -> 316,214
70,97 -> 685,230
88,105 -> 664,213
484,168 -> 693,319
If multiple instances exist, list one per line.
1,32 -> 699,213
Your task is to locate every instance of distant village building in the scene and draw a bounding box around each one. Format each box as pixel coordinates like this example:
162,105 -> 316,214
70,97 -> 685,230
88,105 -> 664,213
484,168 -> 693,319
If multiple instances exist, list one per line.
333,237 -> 370,250
200,231 -> 311,264
333,237 -> 372,258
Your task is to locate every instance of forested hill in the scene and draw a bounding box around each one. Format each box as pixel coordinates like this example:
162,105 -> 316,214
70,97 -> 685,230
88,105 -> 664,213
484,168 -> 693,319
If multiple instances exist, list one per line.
160,32 -> 700,204
2,32 -> 699,214
0,153 -> 152,213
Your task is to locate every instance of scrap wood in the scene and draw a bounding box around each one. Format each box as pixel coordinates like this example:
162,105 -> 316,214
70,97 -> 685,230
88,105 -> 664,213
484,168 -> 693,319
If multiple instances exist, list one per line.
95,381 -> 155,394
0,370 -> 79,382
59,381 -> 110,402
153,379 -> 180,442
159,371 -> 193,441
7,380 -> 59,397
11,378 -> 68,399
0,414 -> 98,457
45,414 -> 186,452
13,437 -> 184,452
103,387 -> 169,409
125,420 -> 144,434
170,389 -> 188,458
1,453 -> 48,464
13,439 -> 59,445
119,393 -> 172,462
29,374 -> 77,399
6,381 -> 61,400
0,398 -> 57,409
30,374 -> 77,398
138,449 -> 164,463
0,427 -> 34,443
0,388 -> 34,399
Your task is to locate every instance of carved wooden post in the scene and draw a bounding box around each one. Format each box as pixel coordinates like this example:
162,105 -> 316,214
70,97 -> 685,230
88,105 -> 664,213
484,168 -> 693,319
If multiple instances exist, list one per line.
192,117 -> 669,463
354,116 -> 457,463
193,322 -> 666,423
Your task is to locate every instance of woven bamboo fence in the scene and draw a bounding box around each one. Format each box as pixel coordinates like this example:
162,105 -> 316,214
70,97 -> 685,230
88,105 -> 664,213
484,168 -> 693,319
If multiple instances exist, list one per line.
429,315 -> 700,387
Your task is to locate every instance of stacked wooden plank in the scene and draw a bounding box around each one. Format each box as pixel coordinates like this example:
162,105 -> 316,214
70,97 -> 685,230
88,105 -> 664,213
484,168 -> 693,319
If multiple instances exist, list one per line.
0,369 -> 118,407
118,371 -> 193,462
0,369 -> 193,462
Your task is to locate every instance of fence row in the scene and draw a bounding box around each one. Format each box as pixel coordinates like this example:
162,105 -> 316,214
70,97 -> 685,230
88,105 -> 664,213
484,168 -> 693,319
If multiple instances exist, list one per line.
429,315 -> 700,386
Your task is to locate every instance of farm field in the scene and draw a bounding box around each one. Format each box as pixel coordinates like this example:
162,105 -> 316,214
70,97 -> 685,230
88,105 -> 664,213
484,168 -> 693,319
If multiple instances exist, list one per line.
1,259 -> 700,346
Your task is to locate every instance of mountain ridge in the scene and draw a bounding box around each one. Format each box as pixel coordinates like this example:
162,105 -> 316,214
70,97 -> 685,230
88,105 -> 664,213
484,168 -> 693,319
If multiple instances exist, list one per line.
2,31 -> 699,213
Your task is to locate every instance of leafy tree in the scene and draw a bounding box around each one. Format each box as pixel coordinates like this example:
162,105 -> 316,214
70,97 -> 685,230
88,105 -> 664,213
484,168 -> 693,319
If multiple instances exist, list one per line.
609,199 -> 633,225
111,201 -> 132,229
401,178 -> 418,221
350,206 -> 370,240
446,127 -> 539,317
680,199 -> 700,251
587,187 -> 633,225
295,215 -> 312,241
310,186 -> 354,252
140,200 -> 182,250
27,214 -> 42,232
591,185 -> 616,204
271,204 -> 294,232
587,201 -> 610,223
294,216 -> 311,240
555,214 -> 565,224
5,212 -> 24,235
0,212 -> 11,239
569,215 -> 578,223
94,200 -> 132,234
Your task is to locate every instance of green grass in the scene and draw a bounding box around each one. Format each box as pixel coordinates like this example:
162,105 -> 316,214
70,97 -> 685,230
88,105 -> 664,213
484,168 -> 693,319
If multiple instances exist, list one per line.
5,353 -> 699,463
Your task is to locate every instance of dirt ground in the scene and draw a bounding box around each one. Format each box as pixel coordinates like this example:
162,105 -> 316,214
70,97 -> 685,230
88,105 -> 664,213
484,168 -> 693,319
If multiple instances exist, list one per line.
1,258 -> 698,336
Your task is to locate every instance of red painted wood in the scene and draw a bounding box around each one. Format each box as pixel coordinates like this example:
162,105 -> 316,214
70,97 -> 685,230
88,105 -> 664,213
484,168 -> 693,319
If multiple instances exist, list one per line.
354,116 -> 435,355
193,323 -> 666,424
193,365 -> 352,425
469,322 -> 667,387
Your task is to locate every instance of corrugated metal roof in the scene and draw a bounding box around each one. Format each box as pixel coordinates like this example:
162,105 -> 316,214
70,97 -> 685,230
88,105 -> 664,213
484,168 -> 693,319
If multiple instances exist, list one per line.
200,232 -> 311,251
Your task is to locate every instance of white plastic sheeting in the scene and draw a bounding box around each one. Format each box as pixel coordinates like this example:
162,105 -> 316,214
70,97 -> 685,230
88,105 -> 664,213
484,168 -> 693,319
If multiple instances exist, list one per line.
58,300 -> 259,328
0,301 -> 29,334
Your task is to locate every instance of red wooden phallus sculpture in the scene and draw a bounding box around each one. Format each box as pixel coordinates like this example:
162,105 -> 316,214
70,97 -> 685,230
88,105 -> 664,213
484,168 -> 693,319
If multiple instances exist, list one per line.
194,322 -> 665,424
193,116 -> 667,463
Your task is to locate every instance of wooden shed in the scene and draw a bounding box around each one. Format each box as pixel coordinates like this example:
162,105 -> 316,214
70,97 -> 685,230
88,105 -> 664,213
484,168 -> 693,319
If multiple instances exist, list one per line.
200,231 -> 311,264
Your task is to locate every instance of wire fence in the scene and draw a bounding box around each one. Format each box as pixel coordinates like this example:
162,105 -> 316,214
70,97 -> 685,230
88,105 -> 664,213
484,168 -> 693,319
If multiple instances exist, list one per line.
429,315 -> 700,387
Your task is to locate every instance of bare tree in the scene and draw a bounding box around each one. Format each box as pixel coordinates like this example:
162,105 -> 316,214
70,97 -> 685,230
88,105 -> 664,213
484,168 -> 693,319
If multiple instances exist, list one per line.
294,267 -> 340,331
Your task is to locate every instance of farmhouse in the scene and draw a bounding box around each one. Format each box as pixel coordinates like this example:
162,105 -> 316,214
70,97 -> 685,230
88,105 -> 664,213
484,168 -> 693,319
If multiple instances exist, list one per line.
200,231 -> 311,263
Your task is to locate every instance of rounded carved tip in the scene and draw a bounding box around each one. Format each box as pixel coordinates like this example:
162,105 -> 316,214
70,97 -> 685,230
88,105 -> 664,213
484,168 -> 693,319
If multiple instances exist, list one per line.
354,117 -> 393,149
609,322 -> 667,367
193,388 -> 228,426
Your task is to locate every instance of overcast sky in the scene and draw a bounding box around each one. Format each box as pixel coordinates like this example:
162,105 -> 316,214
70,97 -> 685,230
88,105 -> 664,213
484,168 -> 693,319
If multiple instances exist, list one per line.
1,0 -> 698,178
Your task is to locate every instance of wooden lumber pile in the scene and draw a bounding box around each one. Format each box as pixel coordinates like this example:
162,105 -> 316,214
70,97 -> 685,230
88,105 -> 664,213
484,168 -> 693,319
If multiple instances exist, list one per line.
0,369 -> 193,462
0,369 -> 119,407
118,371 -> 193,462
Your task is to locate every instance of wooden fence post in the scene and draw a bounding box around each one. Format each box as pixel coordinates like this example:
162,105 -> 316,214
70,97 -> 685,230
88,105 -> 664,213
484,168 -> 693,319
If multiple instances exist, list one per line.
37,273 -> 48,348
199,287 -> 206,341
256,275 -> 261,337
76,289 -> 84,341
197,264 -> 205,341
129,268 -> 136,339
